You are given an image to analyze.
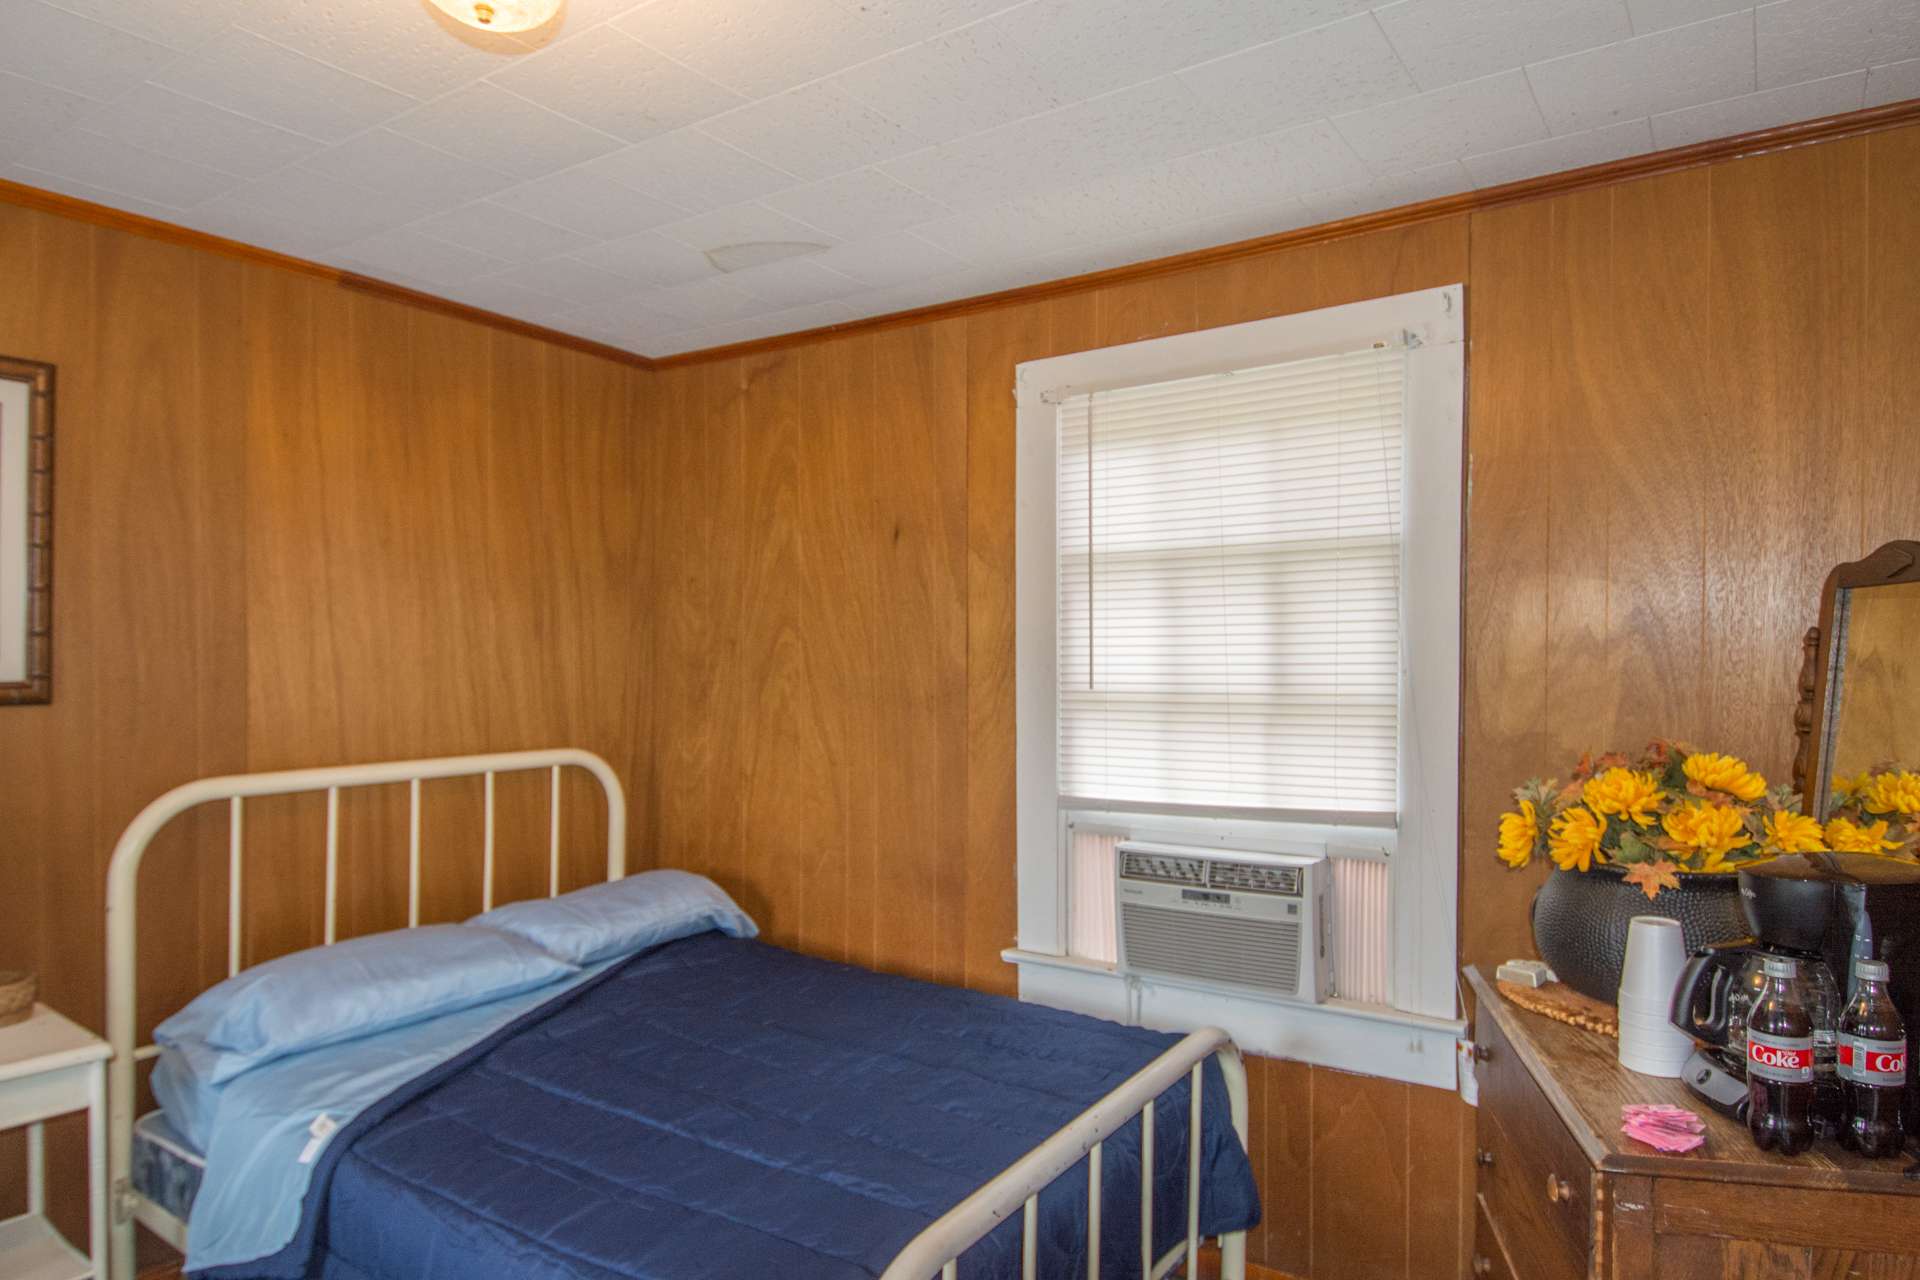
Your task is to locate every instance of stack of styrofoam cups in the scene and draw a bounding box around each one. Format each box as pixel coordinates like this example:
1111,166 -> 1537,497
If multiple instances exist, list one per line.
1617,916 -> 1696,1077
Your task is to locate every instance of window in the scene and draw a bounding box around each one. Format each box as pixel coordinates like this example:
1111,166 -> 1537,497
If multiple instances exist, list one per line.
1011,287 -> 1465,1088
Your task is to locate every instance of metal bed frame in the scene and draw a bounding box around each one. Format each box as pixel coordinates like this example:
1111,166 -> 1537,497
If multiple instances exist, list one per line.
103,748 -> 1249,1280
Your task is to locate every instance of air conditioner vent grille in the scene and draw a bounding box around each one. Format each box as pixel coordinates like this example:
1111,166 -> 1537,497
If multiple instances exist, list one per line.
1207,861 -> 1301,897
1118,851 -> 1206,886
1120,903 -> 1301,995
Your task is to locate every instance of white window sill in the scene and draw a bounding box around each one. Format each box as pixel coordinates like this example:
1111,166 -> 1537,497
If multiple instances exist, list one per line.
1003,948 -> 1465,1091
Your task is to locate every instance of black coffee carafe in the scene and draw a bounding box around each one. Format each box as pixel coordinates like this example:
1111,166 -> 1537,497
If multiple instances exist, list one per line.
1671,852 -> 1920,1136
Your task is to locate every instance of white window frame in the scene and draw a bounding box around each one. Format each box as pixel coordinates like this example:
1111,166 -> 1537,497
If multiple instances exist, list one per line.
1009,285 -> 1466,1089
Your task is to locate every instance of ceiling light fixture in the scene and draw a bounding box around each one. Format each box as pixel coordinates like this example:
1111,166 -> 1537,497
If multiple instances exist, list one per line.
426,0 -> 562,33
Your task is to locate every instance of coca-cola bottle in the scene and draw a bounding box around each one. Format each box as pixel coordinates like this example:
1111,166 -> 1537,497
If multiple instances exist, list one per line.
1838,957 -> 1907,1158
1747,955 -> 1816,1155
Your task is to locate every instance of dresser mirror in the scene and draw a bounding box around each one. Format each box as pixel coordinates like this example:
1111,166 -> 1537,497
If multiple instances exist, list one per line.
1797,540 -> 1920,817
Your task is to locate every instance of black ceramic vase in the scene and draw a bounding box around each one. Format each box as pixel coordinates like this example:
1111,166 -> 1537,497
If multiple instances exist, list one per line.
1530,864 -> 1750,1002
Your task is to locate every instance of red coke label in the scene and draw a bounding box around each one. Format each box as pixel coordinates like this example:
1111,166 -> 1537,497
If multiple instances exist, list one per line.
1749,1029 -> 1815,1083
1838,1035 -> 1908,1085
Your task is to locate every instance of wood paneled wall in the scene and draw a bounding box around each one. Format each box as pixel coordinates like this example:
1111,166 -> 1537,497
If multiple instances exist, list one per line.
0,200 -> 654,1244
637,124 -> 1920,1279
2,120 -> 1917,1280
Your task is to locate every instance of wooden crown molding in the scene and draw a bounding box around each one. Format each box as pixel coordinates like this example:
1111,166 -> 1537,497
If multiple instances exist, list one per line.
2,96 -> 1915,372
0,176 -> 652,371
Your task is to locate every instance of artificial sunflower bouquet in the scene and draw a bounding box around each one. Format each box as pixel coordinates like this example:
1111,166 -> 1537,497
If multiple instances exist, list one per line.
1496,741 -> 1915,900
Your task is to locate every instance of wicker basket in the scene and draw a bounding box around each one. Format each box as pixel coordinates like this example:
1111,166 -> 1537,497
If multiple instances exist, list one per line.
0,970 -> 35,1028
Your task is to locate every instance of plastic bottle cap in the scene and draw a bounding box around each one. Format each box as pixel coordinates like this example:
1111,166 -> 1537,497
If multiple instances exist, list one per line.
1857,958 -> 1891,981
1762,956 -> 1799,978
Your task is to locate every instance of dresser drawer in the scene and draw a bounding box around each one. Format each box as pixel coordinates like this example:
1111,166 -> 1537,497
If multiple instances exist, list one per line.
1472,1196 -> 1518,1280
1475,1009 -> 1593,1280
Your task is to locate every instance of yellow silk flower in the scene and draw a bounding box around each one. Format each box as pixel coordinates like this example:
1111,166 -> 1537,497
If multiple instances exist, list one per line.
1583,767 -> 1663,826
1762,810 -> 1826,854
1682,752 -> 1767,802
1861,770 -> 1920,817
1825,817 -> 1902,854
1498,800 -> 1538,869
1832,772 -> 1874,803
1549,806 -> 1608,873
1663,802 -> 1753,869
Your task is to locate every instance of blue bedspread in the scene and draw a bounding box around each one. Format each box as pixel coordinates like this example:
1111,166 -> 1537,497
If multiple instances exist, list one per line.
207,935 -> 1259,1280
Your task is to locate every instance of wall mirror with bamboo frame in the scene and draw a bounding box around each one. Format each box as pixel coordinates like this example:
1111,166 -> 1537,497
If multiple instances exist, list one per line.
1796,540 -> 1920,817
0,354 -> 53,705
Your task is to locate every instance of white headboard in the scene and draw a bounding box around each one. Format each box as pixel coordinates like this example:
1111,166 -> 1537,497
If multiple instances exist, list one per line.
101,747 -> 626,1278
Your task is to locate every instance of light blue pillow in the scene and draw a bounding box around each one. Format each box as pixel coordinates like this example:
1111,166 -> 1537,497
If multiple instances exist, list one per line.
468,869 -> 757,965
155,924 -> 578,1085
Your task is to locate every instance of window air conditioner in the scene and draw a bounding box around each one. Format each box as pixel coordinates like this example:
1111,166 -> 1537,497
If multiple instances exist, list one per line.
1114,841 -> 1331,1004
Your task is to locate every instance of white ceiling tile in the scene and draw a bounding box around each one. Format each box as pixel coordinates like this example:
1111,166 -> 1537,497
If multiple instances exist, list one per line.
1651,70 -> 1863,145
700,81 -> 926,183
759,168 -> 949,239
1159,120 -> 1374,208
992,0 -> 1377,103
1177,15 -> 1419,140
487,166 -> 684,238
1756,0 -> 1920,89
1,161 -> 179,218
212,169 -> 423,246
441,275 -> 582,317
1332,69 -> 1547,172
881,77 -> 1228,211
723,256 -> 862,308
656,202 -> 837,254
910,196 -> 1092,262
37,0 -> 242,52
1178,199 -> 1322,247
150,27 -> 416,142
1374,0 -> 1633,91
573,128 -> 794,212
386,82 -> 622,179
173,202 -> 342,258
637,276 -> 763,324
13,128 -> 242,206
666,298 -> 858,351
1625,0 -> 1753,36
0,0 -> 179,101
614,0 -> 909,99
332,227 -> 507,286
491,255 -> 657,303
485,25 -> 743,142
75,83 -> 320,178
412,202 -> 595,262
300,130 -> 516,204
825,24 -> 1063,147
1460,117 -> 1653,186
552,293 -> 683,342
1866,57 -> 1920,106
0,71 -> 89,154
1302,159 -> 1475,222
569,230 -> 716,287
1527,10 -> 1756,134
812,232 -> 968,288
237,0 -> 517,100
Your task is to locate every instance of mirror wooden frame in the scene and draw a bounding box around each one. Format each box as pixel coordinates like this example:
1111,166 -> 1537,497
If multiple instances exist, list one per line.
1794,539 -> 1920,816
0,354 -> 53,705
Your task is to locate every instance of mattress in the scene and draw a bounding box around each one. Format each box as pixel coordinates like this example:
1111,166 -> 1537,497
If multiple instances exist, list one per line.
207,934 -> 1260,1280
133,1110 -> 205,1223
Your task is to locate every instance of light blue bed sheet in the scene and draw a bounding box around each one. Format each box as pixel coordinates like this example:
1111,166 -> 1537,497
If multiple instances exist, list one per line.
153,960 -> 614,1273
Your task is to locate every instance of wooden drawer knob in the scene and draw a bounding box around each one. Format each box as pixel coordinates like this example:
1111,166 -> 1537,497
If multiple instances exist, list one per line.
1473,1043 -> 1493,1063
1472,1256 -> 1493,1277
1475,1147 -> 1495,1167
1545,1172 -> 1572,1204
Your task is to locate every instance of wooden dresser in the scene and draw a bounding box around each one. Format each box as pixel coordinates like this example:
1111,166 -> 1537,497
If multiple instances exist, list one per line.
1466,966 -> 1920,1279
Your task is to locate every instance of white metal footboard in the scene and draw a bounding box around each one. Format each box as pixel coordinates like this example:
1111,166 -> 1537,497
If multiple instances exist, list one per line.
103,748 -> 627,1280
880,1028 -> 1249,1280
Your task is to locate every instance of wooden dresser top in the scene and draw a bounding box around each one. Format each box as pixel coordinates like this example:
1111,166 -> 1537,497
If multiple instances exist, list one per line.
1466,965 -> 1920,1195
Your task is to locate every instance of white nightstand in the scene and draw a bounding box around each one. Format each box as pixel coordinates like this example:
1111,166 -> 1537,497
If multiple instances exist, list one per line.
0,1005 -> 110,1280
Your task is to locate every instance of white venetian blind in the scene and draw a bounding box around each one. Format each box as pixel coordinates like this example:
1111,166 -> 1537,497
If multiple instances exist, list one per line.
1056,344 -> 1406,815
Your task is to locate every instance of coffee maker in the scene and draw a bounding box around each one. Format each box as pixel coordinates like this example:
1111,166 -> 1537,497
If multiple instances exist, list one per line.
1671,852 -> 1920,1132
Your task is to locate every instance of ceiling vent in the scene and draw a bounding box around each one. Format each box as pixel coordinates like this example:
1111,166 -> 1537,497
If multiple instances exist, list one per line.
704,241 -> 829,273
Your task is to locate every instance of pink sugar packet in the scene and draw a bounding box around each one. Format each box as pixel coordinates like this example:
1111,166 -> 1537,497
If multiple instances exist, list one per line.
1622,1103 -> 1705,1153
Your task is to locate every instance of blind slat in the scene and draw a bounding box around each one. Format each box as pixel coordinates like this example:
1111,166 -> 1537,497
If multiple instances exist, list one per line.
1057,345 -> 1405,813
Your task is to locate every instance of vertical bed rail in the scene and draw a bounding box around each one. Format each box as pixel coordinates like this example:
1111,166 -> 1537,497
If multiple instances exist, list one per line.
876,1028 -> 1250,1280
103,748 -> 627,1280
